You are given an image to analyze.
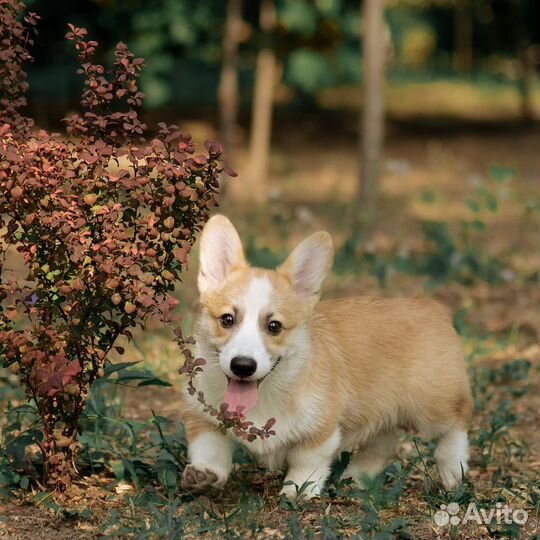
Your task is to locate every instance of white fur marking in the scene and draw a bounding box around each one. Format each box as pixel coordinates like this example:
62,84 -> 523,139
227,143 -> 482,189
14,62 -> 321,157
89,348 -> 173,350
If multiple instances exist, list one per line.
188,431 -> 233,486
281,429 -> 342,499
435,429 -> 469,489
220,276 -> 274,379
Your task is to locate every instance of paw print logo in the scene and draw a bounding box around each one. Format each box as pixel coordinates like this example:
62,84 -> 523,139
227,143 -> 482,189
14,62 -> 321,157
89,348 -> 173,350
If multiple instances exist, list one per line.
434,502 -> 461,527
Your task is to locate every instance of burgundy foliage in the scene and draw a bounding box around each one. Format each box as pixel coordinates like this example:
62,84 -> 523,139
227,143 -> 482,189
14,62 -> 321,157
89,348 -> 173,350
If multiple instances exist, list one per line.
0,2 -> 232,490
0,0 -> 38,134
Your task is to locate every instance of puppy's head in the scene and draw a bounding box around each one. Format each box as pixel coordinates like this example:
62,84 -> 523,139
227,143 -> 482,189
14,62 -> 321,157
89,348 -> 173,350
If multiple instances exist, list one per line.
196,215 -> 334,414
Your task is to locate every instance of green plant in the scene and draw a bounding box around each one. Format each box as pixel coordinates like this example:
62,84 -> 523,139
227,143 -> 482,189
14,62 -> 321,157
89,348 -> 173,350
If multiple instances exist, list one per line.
411,219 -> 504,287
0,403 -> 41,497
403,170 -> 514,287
335,169 -> 514,289
476,400 -> 517,471
245,237 -> 287,269
334,229 -> 389,287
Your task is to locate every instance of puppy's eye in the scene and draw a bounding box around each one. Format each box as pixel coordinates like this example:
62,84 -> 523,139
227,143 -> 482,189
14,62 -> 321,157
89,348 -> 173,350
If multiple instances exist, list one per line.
220,313 -> 235,328
267,320 -> 282,335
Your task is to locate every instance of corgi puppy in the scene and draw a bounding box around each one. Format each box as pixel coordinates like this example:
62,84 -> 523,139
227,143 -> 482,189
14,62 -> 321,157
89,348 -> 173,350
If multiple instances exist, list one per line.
180,215 -> 472,499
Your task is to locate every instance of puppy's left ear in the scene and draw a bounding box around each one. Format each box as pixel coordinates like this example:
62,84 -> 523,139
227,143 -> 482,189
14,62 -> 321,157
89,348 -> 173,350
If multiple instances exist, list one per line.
279,231 -> 334,303
197,215 -> 246,295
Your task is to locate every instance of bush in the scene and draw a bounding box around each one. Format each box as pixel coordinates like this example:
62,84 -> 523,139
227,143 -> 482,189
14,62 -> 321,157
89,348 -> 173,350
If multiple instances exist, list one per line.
0,0 -> 38,135
0,2 -> 230,491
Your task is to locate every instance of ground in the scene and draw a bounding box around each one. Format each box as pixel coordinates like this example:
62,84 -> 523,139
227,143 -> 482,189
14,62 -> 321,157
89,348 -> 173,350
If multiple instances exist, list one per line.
1,82 -> 540,538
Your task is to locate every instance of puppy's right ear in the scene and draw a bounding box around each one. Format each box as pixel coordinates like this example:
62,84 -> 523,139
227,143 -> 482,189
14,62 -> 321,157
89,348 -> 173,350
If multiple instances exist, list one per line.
197,215 -> 246,295
278,231 -> 334,304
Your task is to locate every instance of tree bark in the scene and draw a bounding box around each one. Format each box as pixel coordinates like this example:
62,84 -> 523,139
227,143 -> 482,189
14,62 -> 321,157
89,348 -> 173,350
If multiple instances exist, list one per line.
359,0 -> 386,224
518,42 -> 536,124
218,0 -> 242,196
453,0 -> 473,72
244,0 -> 276,204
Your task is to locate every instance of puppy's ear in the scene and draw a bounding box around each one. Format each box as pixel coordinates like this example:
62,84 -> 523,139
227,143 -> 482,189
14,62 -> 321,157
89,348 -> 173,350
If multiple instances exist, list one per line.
279,231 -> 334,302
197,215 -> 246,295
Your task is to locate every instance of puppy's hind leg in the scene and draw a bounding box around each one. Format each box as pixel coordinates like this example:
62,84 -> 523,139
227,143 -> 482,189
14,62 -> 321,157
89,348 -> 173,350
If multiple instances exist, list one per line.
435,427 -> 469,490
342,431 -> 398,486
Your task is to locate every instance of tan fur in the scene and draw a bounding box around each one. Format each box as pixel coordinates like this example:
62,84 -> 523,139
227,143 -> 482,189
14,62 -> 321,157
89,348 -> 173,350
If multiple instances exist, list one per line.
293,297 -> 471,447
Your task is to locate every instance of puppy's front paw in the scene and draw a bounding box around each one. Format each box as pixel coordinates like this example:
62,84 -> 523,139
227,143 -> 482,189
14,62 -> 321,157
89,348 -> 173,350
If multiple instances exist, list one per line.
182,464 -> 227,493
280,481 -> 319,501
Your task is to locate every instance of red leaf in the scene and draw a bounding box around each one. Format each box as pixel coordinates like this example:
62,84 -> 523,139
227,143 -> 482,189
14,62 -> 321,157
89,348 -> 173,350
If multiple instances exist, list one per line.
173,248 -> 187,263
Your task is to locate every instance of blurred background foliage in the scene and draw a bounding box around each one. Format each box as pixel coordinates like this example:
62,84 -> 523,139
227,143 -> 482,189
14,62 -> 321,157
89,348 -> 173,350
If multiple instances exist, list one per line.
24,0 -> 540,113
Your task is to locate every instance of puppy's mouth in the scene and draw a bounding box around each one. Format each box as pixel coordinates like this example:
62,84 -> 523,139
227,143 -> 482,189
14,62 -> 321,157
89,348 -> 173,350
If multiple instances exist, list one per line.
224,357 -> 281,416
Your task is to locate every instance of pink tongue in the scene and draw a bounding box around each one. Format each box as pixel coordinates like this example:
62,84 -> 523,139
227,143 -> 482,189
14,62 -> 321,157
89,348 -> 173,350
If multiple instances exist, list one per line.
225,379 -> 259,415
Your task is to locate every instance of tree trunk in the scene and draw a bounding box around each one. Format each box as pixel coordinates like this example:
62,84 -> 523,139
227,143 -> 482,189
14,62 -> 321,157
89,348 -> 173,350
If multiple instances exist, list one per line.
518,42 -> 536,124
244,0 -> 276,204
359,0 -> 386,224
218,0 -> 242,196
453,0 -> 473,72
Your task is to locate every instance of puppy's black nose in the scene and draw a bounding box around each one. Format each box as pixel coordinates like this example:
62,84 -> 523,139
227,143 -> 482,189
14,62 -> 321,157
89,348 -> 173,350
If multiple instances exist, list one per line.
230,356 -> 257,378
